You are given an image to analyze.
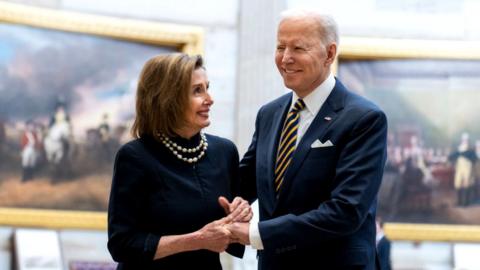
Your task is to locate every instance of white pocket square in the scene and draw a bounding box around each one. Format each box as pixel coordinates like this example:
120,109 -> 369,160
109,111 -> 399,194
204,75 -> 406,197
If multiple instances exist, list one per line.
311,139 -> 334,148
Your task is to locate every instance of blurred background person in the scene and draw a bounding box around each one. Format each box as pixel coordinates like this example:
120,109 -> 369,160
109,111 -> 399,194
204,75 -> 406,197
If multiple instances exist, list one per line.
376,217 -> 392,270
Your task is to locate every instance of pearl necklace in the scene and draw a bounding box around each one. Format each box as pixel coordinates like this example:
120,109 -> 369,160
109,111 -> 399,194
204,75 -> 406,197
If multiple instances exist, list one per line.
160,133 -> 208,163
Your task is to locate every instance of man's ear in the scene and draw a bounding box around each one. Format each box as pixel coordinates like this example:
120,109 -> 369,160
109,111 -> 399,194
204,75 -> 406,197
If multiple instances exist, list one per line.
325,43 -> 337,66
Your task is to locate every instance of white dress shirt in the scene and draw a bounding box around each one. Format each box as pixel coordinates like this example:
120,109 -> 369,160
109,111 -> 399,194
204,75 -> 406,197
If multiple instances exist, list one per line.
249,73 -> 336,249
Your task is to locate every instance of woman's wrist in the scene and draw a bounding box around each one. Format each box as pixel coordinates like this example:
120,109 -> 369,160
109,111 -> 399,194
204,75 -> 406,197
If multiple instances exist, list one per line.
187,230 -> 204,250
154,232 -> 201,260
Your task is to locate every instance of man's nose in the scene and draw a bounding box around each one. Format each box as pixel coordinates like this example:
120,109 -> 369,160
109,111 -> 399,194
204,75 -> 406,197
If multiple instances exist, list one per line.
282,48 -> 294,64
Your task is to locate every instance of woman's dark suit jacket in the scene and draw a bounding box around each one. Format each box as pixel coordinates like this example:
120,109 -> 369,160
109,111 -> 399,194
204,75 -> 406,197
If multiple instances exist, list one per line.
107,133 -> 243,270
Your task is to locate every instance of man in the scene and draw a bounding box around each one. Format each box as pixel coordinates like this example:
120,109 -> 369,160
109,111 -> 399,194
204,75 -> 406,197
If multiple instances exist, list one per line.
376,218 -> 392,270
227,9 -> 387,270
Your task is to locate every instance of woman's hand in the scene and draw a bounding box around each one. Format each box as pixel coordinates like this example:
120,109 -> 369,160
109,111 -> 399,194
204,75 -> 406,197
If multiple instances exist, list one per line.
154,216 -> 233,259
218,196 -> 253,222
196,217 -> 232,253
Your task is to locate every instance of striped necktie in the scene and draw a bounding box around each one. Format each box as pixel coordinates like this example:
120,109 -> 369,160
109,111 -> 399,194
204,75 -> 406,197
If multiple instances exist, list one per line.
274,98 -> 306,193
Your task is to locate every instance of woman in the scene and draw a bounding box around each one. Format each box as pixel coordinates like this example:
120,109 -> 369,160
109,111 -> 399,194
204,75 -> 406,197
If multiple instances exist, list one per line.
108,54 -> 251,269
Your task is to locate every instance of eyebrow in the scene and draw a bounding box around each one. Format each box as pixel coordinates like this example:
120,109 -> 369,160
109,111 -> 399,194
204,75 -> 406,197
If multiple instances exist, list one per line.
191,81 -> 209,87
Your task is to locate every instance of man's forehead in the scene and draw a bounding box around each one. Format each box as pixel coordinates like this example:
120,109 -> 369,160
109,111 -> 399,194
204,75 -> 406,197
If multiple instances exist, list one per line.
276,33 -> 316,45
279,16 -> 318,29
278,21 -> 318,36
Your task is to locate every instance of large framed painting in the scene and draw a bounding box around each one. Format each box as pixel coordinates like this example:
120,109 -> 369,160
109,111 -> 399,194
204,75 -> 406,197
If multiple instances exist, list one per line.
337,37 -> 480,242
0,2 -> 203,229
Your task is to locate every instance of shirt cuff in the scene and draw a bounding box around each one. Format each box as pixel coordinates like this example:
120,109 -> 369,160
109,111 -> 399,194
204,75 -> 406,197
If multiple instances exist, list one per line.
249,222 -> 264,250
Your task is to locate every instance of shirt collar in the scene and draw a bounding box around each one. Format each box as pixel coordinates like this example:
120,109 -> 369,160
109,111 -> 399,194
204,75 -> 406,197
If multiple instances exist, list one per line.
291,72 -> 335,116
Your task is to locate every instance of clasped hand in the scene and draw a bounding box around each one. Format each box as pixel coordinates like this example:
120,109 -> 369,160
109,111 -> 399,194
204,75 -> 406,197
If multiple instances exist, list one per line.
197,196 -> 252,253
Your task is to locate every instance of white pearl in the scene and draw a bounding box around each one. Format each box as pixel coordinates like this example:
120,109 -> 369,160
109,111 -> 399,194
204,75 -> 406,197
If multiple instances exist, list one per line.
160,133 -> 208,163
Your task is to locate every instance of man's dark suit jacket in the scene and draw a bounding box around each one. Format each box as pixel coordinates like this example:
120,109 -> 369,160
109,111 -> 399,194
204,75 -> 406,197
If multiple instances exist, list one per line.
240,79 -> 387,270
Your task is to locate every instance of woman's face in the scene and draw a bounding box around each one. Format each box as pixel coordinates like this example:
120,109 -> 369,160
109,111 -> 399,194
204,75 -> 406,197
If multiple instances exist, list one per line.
183,68 -> 213,134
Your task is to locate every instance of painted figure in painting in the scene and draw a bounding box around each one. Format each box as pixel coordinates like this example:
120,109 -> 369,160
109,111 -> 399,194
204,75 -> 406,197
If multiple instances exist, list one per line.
475,140 -> 480,202
450,133 -> 477,206
44,102 -> 73,180
20,120 -> 41,181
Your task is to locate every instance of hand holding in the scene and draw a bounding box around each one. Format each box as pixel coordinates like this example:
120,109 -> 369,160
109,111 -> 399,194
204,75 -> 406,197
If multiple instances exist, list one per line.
196,216 -> 232,253
218,196 -> 253,222
226,222 -> 251,245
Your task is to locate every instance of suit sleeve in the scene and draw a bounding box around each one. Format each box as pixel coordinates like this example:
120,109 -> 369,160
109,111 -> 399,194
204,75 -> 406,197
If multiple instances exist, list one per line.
107,144 -> 161,263
259,109 -> 388,250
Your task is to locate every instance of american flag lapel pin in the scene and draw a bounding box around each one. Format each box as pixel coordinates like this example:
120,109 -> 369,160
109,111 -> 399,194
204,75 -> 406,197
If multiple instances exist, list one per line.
324,116 -> 332,121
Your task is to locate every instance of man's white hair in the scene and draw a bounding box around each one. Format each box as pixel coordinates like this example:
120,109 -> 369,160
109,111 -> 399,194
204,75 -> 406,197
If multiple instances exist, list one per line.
279,9 -> 339,46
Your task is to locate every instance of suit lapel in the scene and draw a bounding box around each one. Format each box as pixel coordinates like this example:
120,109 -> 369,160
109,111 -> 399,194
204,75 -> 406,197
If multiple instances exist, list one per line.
276,80 -> 347,202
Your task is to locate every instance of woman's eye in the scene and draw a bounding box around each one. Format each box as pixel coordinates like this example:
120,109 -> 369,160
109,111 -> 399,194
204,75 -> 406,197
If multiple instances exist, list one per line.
193,87 -> 201,94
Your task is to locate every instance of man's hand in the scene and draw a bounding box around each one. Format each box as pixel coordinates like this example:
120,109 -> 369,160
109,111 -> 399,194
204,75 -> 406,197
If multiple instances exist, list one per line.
218,196 -> 253,222
227,222 -> 251,245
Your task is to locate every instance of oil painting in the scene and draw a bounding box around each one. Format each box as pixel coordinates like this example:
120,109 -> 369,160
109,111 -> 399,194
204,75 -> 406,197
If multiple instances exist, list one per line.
0,22 -> 173,211
339,59 -> 480,225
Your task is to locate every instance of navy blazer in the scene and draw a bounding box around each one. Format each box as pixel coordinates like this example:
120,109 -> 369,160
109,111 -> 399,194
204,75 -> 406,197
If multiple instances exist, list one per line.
240,79 -> 387,270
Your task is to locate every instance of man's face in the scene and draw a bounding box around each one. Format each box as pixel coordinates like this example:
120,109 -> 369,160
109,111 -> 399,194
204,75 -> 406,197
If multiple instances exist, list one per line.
275,18 -> 334,97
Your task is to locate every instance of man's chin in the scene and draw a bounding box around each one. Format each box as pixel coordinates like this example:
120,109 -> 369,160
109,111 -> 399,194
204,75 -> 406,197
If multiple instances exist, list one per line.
283,81 -> 298,90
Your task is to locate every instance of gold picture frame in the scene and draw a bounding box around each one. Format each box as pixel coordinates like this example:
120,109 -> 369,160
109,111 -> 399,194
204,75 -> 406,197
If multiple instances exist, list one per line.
0,2 -> 203,230
337,37 -> 480,242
